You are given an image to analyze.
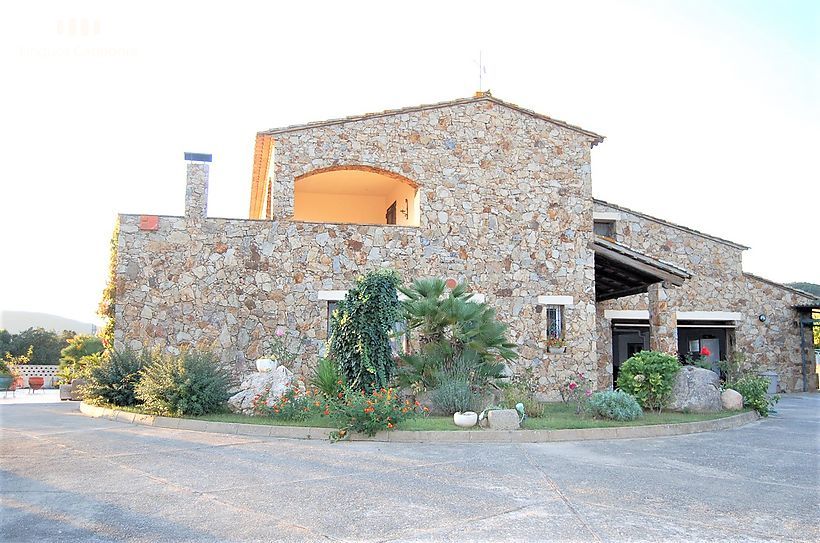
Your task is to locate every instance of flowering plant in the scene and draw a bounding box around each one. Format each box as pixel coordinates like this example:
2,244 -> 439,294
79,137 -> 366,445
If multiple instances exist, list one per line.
547,336 -> 565,348
253,381 -> 332,421
263,327 -> 299,368
330,387 -> 418,441
685,345 -> 713,370
559,371 -> 593,414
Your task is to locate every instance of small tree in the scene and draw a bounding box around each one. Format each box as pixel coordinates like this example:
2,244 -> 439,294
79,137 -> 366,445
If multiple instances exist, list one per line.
397,278 -> 517,391
57,334 -> 105,383
328,269 -> 402,391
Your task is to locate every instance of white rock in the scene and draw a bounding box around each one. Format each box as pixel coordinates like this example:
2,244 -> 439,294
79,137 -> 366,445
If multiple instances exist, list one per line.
255,358 -> 276,372
721,389 -> 743,411
227,366 -> 294,415
487,409 -> 520,430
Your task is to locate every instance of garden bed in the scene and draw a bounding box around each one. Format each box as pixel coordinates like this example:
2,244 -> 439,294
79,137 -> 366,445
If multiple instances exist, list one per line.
80,401 -> 756,443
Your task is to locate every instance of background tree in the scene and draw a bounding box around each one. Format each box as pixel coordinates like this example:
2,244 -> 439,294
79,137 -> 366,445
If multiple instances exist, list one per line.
0,327 -> 76,365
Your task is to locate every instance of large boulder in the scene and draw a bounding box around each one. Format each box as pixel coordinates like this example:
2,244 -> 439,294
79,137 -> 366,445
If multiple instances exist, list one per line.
721,389 -> 744,411
227,366 -> 295,415
667,366 -> 722,413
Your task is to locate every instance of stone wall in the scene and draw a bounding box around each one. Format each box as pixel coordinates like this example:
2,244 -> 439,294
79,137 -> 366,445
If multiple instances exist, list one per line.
595,201 -> 814,392
115,99 -> 601,396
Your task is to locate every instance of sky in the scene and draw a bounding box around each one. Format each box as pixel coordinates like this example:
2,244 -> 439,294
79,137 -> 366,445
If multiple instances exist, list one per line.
0,0 -> 817,326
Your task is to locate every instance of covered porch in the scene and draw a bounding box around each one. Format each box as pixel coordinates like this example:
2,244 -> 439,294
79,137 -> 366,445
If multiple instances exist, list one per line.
593,237 -> 691,386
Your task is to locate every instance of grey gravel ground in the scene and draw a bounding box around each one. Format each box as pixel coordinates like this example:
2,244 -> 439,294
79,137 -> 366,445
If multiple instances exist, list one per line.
1,394 -> 818,542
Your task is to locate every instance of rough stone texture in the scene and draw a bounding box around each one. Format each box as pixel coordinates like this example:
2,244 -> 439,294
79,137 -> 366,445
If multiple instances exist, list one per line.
115,98 -> 600,393
595,201 -> 815,392
721,388 -> 743,411
184,163 -> 208,225
668,366 -> 723,413
227,366 -> 294,415
648,282 -> 677,354
111,96 -> 814,399
486,408 -> 520,430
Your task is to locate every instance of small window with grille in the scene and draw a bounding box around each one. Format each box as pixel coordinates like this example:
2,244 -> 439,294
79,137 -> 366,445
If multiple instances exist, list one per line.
545,305 -> 564,339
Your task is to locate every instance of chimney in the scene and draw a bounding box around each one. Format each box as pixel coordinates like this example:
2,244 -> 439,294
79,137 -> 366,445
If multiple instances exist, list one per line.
184,152 -> 211,224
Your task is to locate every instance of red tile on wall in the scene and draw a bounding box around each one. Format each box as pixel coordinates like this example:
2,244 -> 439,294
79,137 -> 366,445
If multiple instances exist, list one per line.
139,215 -> 159,231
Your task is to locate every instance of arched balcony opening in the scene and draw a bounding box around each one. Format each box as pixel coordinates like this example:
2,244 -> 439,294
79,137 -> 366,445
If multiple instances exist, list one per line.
293,166 -> 420,226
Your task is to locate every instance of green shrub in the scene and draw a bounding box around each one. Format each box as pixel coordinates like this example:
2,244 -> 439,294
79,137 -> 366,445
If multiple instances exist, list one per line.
311,357 -> 343,399
501,367 -> 545,418
328,269 -> 402,391
431,376 -> 479,415
616,351 -> 681,413
83,349 -> 149,407
135,350 -> 232,416
728,375 -> 779,416
587,390 -> 643,421
331,387 -> 407,440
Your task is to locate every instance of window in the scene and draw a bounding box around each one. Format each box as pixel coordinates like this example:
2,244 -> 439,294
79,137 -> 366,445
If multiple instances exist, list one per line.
325,299 -> 408,355
594,220 -> 615,238
389,320 -> 409,356
545,305 -> 564,339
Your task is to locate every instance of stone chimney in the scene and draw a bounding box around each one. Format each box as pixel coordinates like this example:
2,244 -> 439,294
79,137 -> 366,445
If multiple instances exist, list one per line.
184,152 -> 211,224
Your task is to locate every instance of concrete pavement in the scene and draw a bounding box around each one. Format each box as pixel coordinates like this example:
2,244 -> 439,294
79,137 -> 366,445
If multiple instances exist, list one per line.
1,394 -> 818,542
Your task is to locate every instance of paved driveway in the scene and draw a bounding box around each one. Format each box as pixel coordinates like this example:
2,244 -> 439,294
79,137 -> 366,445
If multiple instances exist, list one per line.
1,395 -> 818,542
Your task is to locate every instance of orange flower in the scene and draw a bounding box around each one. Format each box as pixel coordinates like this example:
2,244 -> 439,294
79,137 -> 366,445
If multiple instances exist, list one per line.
323,408 -> 330,416
387,423 -> 393,429
414,401 -> 421,407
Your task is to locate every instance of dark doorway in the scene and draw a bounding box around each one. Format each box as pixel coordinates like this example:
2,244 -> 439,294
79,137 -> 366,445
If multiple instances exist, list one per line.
677,325 -> 732,375
385,201 -> 397,225
612,324 -> 650,385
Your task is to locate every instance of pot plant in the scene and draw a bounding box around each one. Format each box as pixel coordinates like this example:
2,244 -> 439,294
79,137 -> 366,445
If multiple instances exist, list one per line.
547,336 -> 566,354
453,410 -> 478,428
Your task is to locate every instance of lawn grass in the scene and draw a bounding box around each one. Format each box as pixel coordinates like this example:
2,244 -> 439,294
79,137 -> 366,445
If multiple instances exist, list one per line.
104,401 -> 746,431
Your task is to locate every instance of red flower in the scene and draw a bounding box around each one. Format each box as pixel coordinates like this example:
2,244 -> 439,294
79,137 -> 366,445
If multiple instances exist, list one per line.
700,346 -> 711,357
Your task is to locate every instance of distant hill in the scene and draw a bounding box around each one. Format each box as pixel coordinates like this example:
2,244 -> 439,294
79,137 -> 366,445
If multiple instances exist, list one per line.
787,282 -> 820,297
0,311 -> 96,334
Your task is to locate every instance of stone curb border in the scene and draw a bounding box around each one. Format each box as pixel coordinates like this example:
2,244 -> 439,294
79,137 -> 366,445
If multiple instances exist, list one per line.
79,402 -> 759,443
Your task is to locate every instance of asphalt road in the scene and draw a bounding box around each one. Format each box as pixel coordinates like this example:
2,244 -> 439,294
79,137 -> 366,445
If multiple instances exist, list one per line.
1,394 -> 818,542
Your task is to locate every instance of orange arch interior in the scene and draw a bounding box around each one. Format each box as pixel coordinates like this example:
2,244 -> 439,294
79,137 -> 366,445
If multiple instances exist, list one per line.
293,166 -> 420,226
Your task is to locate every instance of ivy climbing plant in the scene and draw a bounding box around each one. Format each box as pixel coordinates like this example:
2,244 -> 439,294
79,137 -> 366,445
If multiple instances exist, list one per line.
98,219 -> 119,349
328,269 -> 402,391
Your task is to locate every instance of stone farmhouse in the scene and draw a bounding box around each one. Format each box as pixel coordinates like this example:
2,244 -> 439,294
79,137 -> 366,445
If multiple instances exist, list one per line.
114,93 -> 818,397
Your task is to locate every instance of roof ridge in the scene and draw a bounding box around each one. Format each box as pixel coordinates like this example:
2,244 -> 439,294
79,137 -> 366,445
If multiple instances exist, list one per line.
743,273 -> 817,300
593,198 -> 750,250
260,94 -> 605,144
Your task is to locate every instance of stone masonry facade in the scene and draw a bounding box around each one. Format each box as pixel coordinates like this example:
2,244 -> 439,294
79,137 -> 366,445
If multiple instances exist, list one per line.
595,200 -> 815,392
116,97 -> 603,400
114,95 -> 816,397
